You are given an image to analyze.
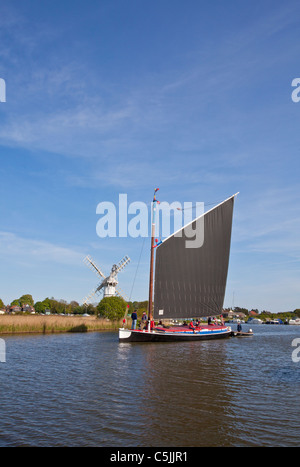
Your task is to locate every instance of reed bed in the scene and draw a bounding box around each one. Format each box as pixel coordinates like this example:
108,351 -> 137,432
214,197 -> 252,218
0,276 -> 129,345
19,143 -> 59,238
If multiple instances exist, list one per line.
0,314 -> 125,335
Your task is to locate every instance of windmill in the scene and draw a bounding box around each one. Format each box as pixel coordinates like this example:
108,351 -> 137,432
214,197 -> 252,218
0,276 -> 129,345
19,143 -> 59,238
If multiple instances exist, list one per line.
82,255 -> 130,305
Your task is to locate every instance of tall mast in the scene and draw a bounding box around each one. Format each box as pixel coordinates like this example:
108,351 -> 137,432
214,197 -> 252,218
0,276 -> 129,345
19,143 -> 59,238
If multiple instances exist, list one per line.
148,188 -> 159,320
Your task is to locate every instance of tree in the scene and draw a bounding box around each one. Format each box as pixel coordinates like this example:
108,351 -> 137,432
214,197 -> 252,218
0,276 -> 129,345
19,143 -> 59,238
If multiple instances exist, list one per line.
136,300 -> 148,317
0,298 -> 4,309
73,305 -> 84,315
19,294 -> 34,306
97,296 -> 127,320
234,307 -> 249,315
127,300 -> 148,318
84,303 -> 96,315
34,298 -> 51,314
34,300 -> 49,313
10,299 -> 20,306
34,301 -> 46,314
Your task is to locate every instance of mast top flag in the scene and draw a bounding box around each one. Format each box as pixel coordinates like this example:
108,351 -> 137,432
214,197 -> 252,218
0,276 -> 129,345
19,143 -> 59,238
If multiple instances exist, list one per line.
153,193 -> 238,320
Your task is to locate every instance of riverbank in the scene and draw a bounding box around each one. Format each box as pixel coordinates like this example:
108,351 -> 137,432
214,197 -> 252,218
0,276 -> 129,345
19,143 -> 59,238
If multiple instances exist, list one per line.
0,314 -> 124,335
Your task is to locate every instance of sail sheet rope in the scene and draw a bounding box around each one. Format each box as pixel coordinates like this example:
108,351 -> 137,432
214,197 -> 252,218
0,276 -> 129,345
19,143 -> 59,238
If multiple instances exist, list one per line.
129,236 -> 146,302
123,236 -> 146,322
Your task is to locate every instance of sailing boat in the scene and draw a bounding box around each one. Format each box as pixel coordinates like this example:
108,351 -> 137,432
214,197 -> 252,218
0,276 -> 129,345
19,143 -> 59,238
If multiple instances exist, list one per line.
119,190 -> 238,342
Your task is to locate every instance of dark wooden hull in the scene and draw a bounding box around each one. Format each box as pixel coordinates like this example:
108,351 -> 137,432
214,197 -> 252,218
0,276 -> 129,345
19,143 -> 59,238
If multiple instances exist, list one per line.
119,326 -> 232,342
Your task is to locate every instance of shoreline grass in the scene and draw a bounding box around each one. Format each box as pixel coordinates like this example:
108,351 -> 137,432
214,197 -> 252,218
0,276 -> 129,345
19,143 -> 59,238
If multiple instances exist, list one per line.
0,314 -> 125,335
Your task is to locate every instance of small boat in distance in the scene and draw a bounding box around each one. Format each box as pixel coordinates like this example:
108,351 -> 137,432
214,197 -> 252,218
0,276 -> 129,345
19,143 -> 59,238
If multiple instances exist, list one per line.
231,329 -> 253,337
289,318 -> 300,325
247,318 -> 263,324
119,190 -> 239,342
265,319 -> 283,324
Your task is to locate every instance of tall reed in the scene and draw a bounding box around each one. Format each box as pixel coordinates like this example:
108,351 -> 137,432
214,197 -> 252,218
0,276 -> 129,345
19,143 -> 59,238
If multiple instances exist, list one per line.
0,315 -> 125,334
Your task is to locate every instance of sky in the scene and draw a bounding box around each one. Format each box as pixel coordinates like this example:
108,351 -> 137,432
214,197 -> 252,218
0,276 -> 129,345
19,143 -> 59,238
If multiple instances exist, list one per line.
0,0 -> 300,313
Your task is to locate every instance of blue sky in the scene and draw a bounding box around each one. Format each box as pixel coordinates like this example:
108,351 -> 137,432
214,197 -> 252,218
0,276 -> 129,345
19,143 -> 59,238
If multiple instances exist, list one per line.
0,0 -> 299,312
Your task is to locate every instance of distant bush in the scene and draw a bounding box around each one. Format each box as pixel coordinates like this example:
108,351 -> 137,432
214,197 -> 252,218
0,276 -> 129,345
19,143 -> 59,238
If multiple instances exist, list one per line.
97,296 -> 127,321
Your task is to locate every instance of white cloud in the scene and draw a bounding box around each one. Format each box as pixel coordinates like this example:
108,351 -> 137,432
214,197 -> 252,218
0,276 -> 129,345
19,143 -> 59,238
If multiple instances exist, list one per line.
0,231 -> 84,266
234,187 -> 300,255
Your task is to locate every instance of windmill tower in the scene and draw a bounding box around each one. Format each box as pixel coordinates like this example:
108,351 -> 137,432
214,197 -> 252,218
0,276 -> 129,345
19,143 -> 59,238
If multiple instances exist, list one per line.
82,255 -> 130,305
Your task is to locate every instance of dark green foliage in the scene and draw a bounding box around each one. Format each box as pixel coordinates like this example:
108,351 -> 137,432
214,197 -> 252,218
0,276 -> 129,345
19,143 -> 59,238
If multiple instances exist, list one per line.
97,296 -> 127,320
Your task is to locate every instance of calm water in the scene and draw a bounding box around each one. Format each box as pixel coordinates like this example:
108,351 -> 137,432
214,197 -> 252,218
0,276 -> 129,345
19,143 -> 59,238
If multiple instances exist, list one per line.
0,324 -> 300,447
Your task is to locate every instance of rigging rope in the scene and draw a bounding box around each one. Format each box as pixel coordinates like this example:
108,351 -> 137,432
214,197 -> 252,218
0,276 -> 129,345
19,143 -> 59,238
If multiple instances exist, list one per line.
123,237 -> 146,323
176,199 -> 224,211
129,236 -> 146,302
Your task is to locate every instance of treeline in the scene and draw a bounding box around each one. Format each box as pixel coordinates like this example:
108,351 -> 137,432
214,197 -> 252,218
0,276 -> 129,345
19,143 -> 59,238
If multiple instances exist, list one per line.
1,293 -> 149,318
34,298 -> 97,315
97,298 -> 149,320
3,294 -> 96,315
127,300 -> 148,316
3,294 -> 299,320
228,307 -> 300,320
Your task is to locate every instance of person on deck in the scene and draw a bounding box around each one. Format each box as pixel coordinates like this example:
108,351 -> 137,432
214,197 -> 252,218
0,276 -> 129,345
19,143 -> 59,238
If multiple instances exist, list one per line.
141,312 -> 147,326
131,310 -> 138,329
144,319 -> 155,330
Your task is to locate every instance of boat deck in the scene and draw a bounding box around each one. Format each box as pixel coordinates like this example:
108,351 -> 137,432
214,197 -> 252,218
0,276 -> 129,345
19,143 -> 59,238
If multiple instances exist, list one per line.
119,324 -> 232,342
155,324 -> 227,333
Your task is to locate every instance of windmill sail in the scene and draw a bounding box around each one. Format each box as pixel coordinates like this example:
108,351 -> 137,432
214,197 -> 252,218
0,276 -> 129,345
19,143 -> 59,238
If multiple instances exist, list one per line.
82,255 -> 130,304
153,194 -> 236,320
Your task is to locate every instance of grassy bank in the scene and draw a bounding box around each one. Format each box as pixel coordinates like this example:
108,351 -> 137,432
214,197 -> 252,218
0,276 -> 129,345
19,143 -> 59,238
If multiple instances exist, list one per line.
0,314 -> 125,335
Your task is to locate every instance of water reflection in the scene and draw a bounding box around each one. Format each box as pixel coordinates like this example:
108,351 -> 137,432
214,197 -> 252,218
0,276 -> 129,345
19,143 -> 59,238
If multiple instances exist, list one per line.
1,327 -> 300,446
116,339 -> 234,446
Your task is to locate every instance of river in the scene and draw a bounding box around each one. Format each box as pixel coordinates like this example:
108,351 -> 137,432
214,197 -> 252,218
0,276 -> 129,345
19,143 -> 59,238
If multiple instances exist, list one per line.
0,324 -> 300,447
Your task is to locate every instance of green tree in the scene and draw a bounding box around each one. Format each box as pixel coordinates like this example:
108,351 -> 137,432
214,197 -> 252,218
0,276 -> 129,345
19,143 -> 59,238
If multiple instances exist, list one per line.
84,303 -> 97,315
234,307 -> 249,316
34,300 -> 47,313
97,296 -> 127,320
73,305 -> 84,315
34,298 -> 51,314
127,300 -> 148,318
47,297 -> 62,314
34,301 -> 45,314
10,299 -> 20,306
0,298 -> 4,309
19,294 -> 34,306
136,300 -> 148,317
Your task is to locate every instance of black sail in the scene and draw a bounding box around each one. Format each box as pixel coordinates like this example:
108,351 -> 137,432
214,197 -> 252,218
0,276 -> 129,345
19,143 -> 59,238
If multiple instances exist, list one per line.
153,195 -> 236,319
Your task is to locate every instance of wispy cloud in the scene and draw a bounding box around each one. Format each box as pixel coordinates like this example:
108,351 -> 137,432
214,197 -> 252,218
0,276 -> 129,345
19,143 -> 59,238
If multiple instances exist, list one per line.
234,187 -> 300,262
0,100 -> 136,156
0,231 -> 85,266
